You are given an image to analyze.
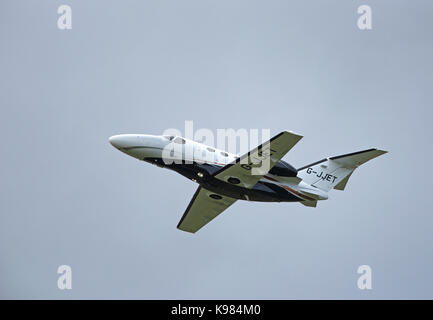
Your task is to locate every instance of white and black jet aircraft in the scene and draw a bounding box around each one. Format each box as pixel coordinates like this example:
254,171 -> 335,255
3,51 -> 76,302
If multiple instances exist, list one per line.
109,131 -> 386,233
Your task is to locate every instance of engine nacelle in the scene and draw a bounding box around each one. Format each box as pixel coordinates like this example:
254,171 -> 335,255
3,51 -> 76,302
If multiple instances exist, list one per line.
269,160 -> 297,177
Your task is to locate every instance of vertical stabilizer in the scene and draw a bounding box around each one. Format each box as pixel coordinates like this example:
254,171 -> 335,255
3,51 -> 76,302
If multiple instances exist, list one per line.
297,149 -> 387,192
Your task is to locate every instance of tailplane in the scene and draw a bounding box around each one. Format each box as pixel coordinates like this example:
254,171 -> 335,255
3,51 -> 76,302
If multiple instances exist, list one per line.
297,148 -> 387,192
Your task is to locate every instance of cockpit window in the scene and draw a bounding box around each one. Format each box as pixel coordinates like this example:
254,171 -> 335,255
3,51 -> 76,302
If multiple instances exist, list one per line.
173,137 -> 186,144
163,135 -> 175,141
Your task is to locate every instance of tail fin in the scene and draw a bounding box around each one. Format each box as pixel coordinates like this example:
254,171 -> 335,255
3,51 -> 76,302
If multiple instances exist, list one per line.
297,148 -> 387,192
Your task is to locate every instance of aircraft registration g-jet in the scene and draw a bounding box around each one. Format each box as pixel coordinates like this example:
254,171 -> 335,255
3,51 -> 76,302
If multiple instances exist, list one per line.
109,131 -> 386,233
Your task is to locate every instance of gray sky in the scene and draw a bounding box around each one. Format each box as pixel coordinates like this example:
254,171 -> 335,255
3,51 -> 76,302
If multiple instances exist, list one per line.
1,0 -> 432,299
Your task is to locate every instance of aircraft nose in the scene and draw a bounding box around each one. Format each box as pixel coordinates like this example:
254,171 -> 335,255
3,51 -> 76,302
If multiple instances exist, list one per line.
109,135 -> 127,149
109,134 -> 164,160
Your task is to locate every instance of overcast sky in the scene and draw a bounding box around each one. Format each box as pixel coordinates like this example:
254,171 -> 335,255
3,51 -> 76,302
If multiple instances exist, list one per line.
1,0 -> 432,299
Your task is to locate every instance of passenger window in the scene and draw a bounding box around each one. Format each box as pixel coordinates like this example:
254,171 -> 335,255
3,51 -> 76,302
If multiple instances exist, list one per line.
220,152 -> 228,157
163,135 -> 175,141
173,137 -> 186,144
207,147 -> 215,152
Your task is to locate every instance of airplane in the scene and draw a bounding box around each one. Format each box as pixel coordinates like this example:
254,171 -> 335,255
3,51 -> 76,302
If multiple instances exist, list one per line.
109,131 -> 387,233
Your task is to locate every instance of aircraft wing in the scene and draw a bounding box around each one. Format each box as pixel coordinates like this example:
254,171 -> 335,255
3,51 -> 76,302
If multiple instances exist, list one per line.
177,187 -> 237,233
213,131 -> 303,189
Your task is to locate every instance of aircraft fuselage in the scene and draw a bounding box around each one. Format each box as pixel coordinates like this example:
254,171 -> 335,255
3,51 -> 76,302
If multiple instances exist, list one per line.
109,134 -> 318,203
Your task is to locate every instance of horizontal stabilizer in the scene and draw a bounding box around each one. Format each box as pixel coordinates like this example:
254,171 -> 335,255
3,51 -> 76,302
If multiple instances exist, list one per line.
334,171 -> 353,190
300,200 -> 317,207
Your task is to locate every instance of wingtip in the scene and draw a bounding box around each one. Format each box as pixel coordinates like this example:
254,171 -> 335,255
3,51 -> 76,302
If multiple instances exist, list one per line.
177,226 -> 196,234
375,149 -> 388,155
284,130 -> 303,139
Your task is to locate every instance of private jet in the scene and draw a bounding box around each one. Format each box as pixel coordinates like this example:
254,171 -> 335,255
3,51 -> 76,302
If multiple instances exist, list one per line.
109,131 -> 387,233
